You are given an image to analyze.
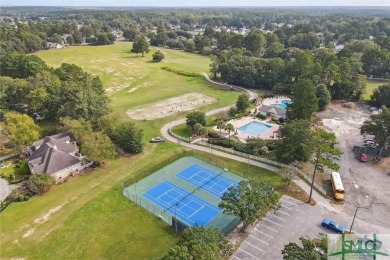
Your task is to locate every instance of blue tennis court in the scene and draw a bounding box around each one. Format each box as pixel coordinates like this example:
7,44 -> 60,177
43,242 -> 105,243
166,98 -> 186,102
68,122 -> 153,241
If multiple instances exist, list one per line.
142,180 -> 220,226
176,164 -> 239,197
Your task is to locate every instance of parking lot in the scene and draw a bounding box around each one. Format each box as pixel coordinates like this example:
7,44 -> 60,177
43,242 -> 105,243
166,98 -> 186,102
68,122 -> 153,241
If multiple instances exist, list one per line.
231,195 -> 384,260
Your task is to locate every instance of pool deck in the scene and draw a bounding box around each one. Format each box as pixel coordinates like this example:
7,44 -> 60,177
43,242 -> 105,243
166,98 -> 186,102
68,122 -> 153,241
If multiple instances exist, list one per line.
261,96 -> 291,107
214,117 -> 281,142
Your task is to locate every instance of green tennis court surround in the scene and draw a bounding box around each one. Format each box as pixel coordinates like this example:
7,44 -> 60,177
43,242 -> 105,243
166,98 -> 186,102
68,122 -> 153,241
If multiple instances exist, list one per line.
123,157 -> 244,235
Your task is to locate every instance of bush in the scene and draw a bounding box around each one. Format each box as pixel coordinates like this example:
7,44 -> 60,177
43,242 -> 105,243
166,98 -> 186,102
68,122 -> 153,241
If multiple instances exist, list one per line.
161,66 -> 200,77
208,138 -> 236,148
9,178 -> 23,184
208,130 -> 220,138
278,117 -> 285,124
111,121 -> 144,154
17,194 -> 25,202
14,162 -> 21,168
24,195 -> 30,201
228,107 -> 238,117
256,113 -> 266,120
7,189 -> 20,202
26,174 -> 55,194
152,50 -> 165,62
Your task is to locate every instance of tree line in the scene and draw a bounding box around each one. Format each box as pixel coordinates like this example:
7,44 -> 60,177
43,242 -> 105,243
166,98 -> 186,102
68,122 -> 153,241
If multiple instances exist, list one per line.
0,52 -> 144,162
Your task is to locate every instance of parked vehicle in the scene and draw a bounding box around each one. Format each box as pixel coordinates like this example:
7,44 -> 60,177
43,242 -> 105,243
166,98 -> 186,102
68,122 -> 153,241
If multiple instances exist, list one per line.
150,137 -> 165,143
330,172 -> 345,200
364,139 -> 374,144
360,153 -> 368,162
321,219 -> 344,233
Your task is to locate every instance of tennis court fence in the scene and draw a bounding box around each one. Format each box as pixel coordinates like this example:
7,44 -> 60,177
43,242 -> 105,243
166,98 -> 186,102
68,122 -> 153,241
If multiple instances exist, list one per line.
125,189 -> 175,226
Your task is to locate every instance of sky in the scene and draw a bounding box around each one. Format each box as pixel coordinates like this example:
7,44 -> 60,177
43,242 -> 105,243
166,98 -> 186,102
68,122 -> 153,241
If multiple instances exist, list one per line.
2,0 -> 389,6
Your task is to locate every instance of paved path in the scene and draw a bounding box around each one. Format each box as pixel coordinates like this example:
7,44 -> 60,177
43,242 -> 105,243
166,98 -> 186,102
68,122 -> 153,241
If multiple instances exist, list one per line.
202,73 -> 258,100
0,178 -> 20,202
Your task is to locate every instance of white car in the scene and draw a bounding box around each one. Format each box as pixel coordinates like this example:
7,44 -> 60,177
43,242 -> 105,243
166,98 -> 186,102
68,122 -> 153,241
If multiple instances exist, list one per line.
150,137 -> 165,143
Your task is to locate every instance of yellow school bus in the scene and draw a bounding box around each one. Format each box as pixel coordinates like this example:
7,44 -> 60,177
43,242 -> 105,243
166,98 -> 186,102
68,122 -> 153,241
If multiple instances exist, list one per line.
330,172 -> 345,200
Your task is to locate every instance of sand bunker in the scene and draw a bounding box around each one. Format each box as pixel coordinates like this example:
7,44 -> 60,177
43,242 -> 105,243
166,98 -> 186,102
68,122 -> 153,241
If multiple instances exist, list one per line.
126,93 -> 215,120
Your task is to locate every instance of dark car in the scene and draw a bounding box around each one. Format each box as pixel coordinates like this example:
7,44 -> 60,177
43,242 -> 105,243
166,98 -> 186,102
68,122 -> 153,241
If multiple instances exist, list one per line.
321,219 -> 344,233
150,137 -> 165,143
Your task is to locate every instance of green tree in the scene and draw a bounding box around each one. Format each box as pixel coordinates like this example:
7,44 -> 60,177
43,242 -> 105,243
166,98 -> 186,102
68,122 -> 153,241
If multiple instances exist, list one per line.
3,111 -> 40,151
360,106 -> 390,150
316,84 -> 331,111
152,50 -> 165,62
131,36 -> 149,57
26,173 -> 55,194
163,226 -> 232,260
162,245 -> 190,260
60,117 -> 117,161
308,128 -> 343,203
275,120 -> 313,164
111,121 -> 144,153
219,180 -> 280,230
371,84 -> 390,107
236,94 -> 250,113
224,123 -> 235,141
198,126 -> 208,141
287,79 -> 318,121
184,39 -> 195,52
186,111 -> 206,129
216,120 -> 226,137
282,234 -> 328,260
27,87 -> 48,113
80,131 -> 117,161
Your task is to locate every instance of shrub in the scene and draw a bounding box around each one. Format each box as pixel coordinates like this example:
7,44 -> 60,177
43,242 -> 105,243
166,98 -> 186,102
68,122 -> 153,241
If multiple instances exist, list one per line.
14,162 -> 21,168
228,107 -> 238,117
26,174 -> 55,194
161,66 -> 200,77
9,178 -> 23,184
278,117 -> 285,124
24,195 -> 30,201
208,138 -> 236,148
17,194 -> 25,202
256,113 -> 266,120
152,50 -> 165,62
7,189 -> 20,202
208,130 -> 220,138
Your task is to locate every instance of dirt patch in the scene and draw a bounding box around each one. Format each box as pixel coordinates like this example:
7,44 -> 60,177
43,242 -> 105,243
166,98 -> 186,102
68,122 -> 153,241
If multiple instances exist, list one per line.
127,82 -> 152,93
126,93 -> 216,120
317,101 -> 390,229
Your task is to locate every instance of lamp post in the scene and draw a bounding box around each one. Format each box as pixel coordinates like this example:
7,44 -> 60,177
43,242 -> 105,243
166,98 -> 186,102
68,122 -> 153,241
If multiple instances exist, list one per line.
349,194 -> 374,234
175,203 -> 178,234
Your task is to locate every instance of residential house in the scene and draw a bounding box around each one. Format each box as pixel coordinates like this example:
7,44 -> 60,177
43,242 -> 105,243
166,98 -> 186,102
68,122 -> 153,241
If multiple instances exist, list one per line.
28,132 -> 90,182
258,105 -> 286,120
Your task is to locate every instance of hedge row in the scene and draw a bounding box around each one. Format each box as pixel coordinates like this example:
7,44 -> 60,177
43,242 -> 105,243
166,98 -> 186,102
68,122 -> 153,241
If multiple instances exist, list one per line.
161,66 -> 200,77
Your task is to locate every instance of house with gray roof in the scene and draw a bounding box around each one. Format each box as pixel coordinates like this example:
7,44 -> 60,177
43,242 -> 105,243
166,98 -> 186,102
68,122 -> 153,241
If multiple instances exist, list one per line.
28,133 -> 87,182
258,105 -> 286,120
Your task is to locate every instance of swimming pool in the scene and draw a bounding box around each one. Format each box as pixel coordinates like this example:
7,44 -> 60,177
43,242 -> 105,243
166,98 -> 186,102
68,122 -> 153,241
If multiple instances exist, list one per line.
238,121 -> 272,136
271,100 -> 292,109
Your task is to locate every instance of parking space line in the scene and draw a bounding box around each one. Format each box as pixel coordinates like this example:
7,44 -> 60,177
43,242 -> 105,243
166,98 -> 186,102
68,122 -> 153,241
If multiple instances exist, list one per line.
281,204 -> 294,211
244,241 -> 265,252
276,209 -> 291,216
238,248 -> 260,259
280,198 -> 299,206
259,223 -> 279,233
249,234 -> 269,245
231,254 -> 241,260
270,213 -> 286,221
263,218 -> 283,227
255,228 -> 275,239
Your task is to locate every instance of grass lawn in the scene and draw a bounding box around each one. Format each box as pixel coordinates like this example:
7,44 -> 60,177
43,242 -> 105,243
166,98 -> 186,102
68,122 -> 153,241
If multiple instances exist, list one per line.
362,79 -> 390,100
0,42 -> 308,259
0,159 -> 30,179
